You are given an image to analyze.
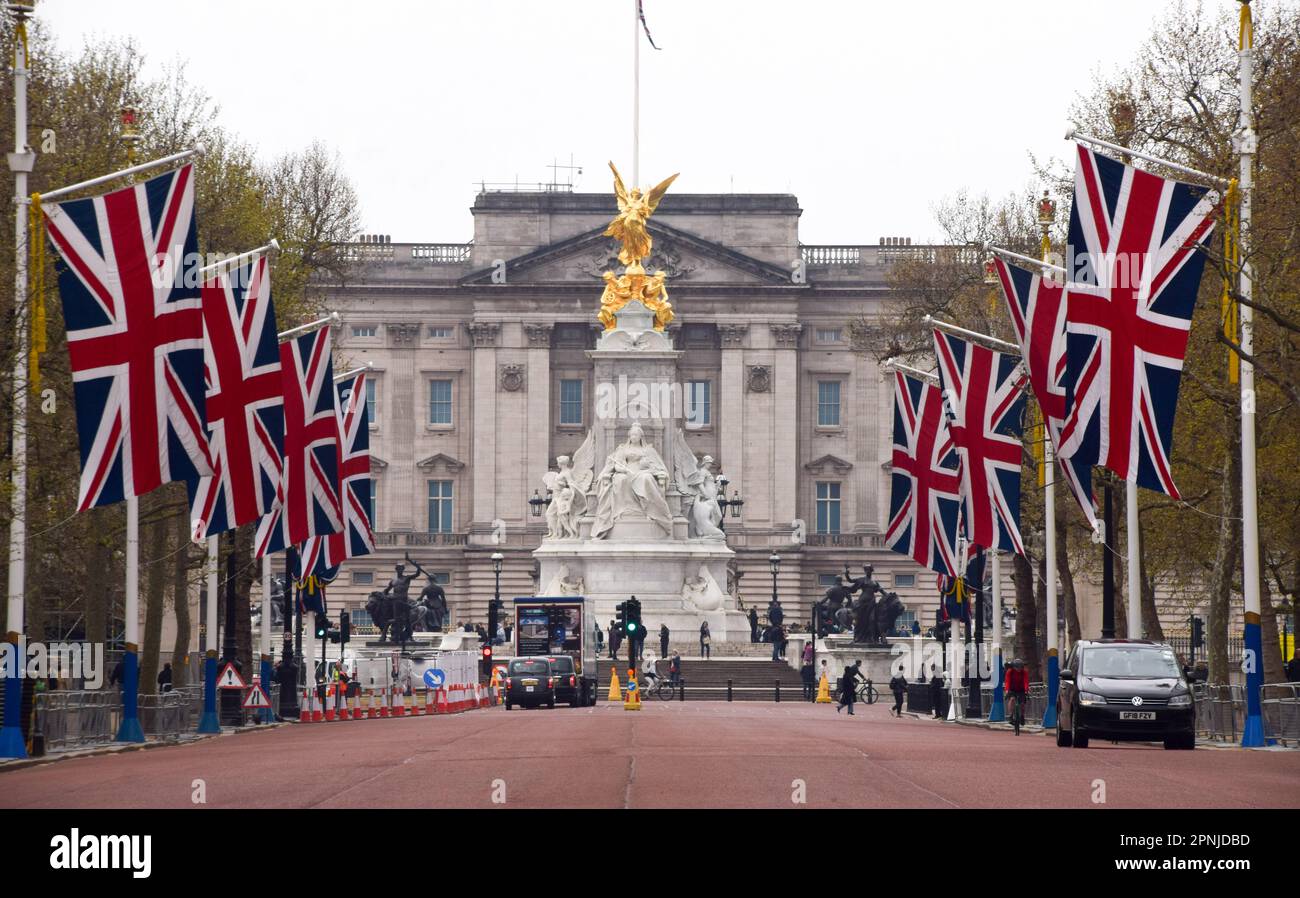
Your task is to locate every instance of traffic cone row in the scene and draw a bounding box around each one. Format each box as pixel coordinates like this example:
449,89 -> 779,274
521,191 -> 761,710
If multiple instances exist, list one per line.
296,682 -> 491,723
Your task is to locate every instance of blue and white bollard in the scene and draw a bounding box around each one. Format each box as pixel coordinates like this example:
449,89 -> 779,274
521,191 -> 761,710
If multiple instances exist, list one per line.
988,649 -> 1005,723
1043,650 -> 1059,729
1241,615 -> 1265,747
259,656 -> 275,724
0,633 -> 26,759
197,650 -> 220,733
114,644 -> 144,743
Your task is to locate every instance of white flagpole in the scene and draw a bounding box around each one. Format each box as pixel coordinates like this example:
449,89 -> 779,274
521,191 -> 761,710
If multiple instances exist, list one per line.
38,145 -> 204,203
261,555 -> 272,658
632,0 -> 640,185
278,311 -> 340,342
1126,482 -> 1142,638
1237,1 -> 1264,747
2,4 -> 34,760
989,551 -> 1005,721
198,238 -> 279,278
114,495 -> 145,741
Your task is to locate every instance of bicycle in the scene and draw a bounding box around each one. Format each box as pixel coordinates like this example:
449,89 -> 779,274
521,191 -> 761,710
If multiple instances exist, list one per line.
855,680 -> 879,705
1006,691 -> 1026,735
643,674 -> 677,701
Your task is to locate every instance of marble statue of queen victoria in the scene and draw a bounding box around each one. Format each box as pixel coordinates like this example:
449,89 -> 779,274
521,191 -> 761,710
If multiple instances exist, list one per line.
591,422 -> 673,539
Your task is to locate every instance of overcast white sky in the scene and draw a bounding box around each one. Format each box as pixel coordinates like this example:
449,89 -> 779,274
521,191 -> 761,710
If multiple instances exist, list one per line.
39,0 -> 1177,245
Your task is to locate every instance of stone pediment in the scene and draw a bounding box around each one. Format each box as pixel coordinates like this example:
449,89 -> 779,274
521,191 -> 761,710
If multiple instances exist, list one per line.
459,221 -> 793,287
416,452 -> 465,473
370,455 -> 389,473
804,454 -> 853,475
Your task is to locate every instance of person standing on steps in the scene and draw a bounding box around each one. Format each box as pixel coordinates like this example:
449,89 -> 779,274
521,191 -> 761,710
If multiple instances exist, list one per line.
699,621 -> 711,660
609,619 -> 622,661
748,607 -> 760,643
659,623 -> 670,659
800,651 -> 816,701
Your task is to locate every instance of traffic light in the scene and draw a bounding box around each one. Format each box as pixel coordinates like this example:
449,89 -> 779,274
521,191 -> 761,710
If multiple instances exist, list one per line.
480,644 -> 493,677
625,597 -> 642,640
616,601 -> 627,634
339,610 -> 351,645
1191,615 -> 1204,649
314,616 -> 331,640
487,597 -> 500,644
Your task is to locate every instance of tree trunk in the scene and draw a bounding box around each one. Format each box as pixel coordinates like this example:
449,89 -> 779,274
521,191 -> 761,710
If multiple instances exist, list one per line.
1260,545 -> 1284,684
1208,429 -> 1242,685
139,512 -> 167,693
170,511 -> 192,689
1012,551 -> 1041,682
1139,539 -> 1164,642
233,527 -> 254,677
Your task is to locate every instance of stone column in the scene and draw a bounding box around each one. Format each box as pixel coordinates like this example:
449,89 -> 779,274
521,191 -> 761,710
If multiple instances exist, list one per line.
387,322 -> 420,530
524,322 -> 554,522
467,321 -> 500,533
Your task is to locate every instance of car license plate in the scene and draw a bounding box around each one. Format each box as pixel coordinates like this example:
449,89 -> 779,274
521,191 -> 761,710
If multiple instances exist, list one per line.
1119,711 -> 1156,720
525,686 -> 534,693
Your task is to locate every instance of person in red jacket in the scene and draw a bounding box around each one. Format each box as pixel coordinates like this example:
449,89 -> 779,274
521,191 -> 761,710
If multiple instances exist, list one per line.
1004,659 -> 1029,732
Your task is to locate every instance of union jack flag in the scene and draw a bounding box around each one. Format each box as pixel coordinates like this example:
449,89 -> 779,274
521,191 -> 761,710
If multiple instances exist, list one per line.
187,256 -> 284,540
1058,143 -> 1218,498
932,330 -> 1027,555
254,327 -> 342,557
42,164 -> 211,509
885,371 -> 962,577
994,256 -> 1098,529
299,372 -> 375,576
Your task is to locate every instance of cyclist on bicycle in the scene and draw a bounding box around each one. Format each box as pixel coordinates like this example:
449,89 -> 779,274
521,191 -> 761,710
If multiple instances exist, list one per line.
1004,658 -> 1029,730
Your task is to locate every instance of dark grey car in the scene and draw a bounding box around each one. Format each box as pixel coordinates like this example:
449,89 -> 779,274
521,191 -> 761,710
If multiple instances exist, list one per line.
1056,639 -> 1196,750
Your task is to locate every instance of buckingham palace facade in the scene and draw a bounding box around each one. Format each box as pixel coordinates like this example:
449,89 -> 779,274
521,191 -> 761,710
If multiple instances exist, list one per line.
321,188 -> 951,634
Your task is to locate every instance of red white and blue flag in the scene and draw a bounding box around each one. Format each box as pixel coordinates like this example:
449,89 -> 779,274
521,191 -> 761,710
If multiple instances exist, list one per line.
932,330 -> 1027,555
42,164 -> 212,509
994,256 -> 1099,529
187,256 -> 284,540
885,371 -> 962,578
254,327 -> 342,557
1058,143 -> 1218,498
299,372 -> 375,577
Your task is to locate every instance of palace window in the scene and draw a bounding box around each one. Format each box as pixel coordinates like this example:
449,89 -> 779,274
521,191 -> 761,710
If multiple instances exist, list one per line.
560,379 -> 584,425
351,325 -> 376,338
817,381 -> 841,427
685,380 -> 711,428
815,481 -> 841,534
427,326 -> 454,339
365,378 -> 377,425
818,573 -> 842,589
427,480 -> 454,533
366,479 -> 377,528
816,327 -> 843,343
894,573 -> 916,588
353,571 -> 374,587
429,379 -> 453,425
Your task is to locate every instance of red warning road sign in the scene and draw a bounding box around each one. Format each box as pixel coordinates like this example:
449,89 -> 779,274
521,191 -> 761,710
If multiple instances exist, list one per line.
242,682 -> 272,709
218,663 -> 246,690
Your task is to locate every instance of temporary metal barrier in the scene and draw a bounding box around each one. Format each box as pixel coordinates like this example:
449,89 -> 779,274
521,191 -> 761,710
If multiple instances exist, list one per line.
1261,682 -> 1300,746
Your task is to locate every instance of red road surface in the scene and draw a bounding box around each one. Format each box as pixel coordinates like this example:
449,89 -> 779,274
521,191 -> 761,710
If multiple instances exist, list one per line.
2,702 -> 1297,808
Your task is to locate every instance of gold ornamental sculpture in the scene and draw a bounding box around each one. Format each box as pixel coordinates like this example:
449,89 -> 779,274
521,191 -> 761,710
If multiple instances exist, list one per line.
598,161 -> 679,332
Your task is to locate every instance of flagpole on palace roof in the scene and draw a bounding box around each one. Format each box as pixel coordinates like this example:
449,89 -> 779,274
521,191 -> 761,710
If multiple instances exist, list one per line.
1,1 -> 36,760
1236,0 -> 1265,748
632,0 -> 640,185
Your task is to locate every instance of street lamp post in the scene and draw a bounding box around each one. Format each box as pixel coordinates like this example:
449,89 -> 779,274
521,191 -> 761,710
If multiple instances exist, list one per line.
717,475 -> 744,533
768,552 -> 780,625
491,551 -> 504,640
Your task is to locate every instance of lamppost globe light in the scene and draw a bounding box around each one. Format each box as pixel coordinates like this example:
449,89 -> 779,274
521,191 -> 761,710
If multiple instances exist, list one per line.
491,551 -> 504,574
768,552 -> 780,574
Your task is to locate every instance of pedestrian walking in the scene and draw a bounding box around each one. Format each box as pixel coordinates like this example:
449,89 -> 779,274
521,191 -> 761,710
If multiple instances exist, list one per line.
888,667 -> 907,717
594,622 -> 604,655
699,621 -> 712,659
659,623 -> 670,659
836,660 -> 864,715
800,655 -> 815,701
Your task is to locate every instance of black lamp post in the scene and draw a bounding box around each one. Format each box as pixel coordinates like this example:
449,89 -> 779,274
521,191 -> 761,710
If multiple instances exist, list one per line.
491,550 -> 504,633
717,474 -> 744,532
528,489 -> 552,518
768,552 -> 780,609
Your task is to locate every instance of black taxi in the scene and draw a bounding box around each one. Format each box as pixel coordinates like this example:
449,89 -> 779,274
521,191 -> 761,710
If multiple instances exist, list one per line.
504,657 -> 556,710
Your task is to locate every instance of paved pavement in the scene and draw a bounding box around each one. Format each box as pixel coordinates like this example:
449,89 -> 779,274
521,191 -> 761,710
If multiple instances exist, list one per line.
2,701 -> 1297,809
